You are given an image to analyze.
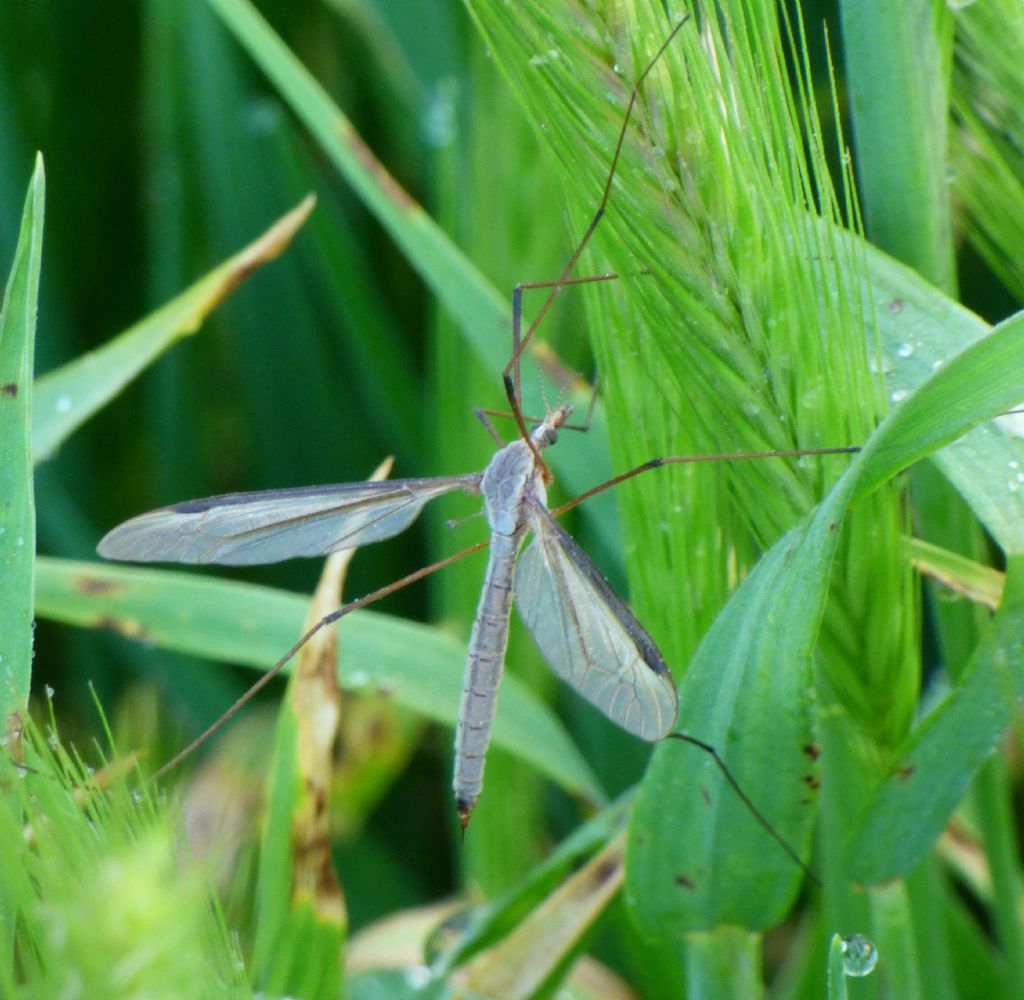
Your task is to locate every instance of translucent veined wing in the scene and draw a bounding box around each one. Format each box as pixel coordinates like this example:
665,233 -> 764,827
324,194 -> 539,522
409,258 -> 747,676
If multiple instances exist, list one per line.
97,475 -> 482,566
515,503 -> 678,741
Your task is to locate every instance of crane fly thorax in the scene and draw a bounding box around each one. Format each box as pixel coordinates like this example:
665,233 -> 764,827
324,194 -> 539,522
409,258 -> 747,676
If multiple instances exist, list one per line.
480,439 -> 548,538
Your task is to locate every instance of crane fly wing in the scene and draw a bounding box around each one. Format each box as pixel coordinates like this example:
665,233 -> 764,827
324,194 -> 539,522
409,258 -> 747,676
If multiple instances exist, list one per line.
98,475 -> 482,566
515,504 -> 678,741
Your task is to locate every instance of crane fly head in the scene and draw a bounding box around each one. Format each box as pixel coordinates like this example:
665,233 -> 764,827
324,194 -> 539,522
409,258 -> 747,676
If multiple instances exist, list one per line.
531,403 -> 574,450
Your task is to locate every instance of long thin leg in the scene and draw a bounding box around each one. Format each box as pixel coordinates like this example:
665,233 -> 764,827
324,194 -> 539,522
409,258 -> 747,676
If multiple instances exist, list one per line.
666,733 -> 821,884
511,273 -> 621,404
473,407 -> 505,447
508,273 -> 622,466
551,446 -> 862,519
504,15 -> 692,465
150,538 -> 489,783
503,16 -> 691,427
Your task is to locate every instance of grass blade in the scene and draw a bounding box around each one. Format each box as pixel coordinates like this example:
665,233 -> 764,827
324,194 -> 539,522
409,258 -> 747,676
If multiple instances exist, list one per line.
0,155 -> 44,723
840,0 -> 956,292
32,196 -> 314,463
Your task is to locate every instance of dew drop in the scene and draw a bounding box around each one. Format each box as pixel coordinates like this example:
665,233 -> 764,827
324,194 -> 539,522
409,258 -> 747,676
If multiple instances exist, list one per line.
840,934 -> 878,977
896,341 -> 915,358
890,388 -> 909,404
55,394 -> 72,414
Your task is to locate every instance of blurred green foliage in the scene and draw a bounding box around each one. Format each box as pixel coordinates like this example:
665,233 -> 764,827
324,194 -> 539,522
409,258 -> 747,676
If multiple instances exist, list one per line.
5,0 -> 1024,997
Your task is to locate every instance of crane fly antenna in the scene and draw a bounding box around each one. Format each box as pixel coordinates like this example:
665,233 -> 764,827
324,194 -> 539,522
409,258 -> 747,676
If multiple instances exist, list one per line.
504,14 -> 692,473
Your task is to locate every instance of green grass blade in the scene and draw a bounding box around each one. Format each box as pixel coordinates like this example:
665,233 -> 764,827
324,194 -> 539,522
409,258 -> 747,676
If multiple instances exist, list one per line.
869,882 -> 921,999
827,934 -> 850,1000
0,154 -> 44,723
33,556 -> 604,805
683,930 -> 764,1000
952,0 -> 1024,302
202,0 -> 502,368
906,536 -> 1004,610
972,754 -> 1024,990
840,0 -> 956,292
843,559 -> 1022,881
32,196 -> 314,463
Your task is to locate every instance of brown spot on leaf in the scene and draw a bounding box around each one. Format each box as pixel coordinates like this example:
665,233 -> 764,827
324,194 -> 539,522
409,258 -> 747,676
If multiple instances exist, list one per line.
590,856 -> 622,887
74,576 -> 124,595
802,743 -> 821,761
365,714 -> 392,748
897,764 -> 915,781
701,786 -> 712,806
802,773 -> 821,790
674,874 -> 695,891
1,383 -> 17,398
888,298 -> 905,315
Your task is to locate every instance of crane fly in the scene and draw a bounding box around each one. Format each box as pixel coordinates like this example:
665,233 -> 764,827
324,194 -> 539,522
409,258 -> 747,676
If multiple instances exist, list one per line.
97,15 -> 855,842
97,402 -> 679,825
